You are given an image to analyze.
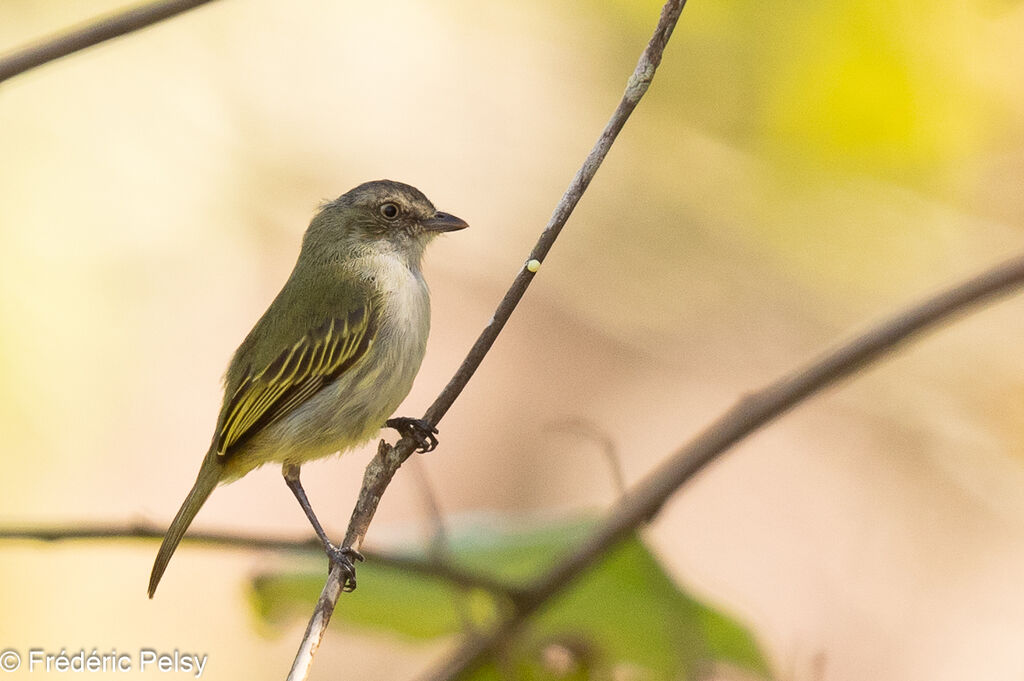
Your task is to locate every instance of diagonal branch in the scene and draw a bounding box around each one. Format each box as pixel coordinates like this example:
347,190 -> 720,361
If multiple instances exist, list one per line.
286,1 -> 689,679
420,252 -> 1024,681
0,0 -> 220,84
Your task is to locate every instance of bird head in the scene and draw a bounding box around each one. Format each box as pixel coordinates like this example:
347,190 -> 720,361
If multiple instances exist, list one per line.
306,180 -> 468,267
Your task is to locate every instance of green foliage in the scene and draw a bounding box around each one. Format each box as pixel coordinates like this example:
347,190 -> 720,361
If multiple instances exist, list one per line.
250,519 -> 769,679
251,559 -> 479,640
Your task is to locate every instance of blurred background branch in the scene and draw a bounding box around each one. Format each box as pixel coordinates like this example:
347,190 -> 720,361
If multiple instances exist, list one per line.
421,252 -> 1024,681
0,0 -> 219,84
0,523 -> 525,600
545,418 -> 626,495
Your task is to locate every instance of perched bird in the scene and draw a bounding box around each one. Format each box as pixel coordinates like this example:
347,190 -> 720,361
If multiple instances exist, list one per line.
148,180 -> 467,597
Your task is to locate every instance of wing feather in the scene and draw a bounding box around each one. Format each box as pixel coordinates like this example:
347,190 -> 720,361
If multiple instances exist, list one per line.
214,304 -> 377,456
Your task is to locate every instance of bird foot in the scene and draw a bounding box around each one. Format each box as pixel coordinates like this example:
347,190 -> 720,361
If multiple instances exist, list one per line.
386,417 -> 439,453
325,544 -> 364,592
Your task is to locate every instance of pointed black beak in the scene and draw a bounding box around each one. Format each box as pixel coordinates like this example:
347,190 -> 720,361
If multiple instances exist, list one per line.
422,211 -> 469,233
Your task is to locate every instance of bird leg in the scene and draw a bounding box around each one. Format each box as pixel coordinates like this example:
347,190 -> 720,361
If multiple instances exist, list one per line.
385,417 -> 439,453
282,463 -> 363,592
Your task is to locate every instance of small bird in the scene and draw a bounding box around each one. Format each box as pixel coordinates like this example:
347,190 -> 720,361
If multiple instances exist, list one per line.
148,180 -> 467,597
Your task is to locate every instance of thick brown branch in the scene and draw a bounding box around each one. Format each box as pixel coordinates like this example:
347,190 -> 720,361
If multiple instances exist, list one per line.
420,254 -> 1024,680
286,0 -> 690,678
0,0 -> 220,84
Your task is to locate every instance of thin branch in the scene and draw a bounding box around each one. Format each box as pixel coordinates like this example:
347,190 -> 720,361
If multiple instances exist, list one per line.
287,0 -> 689,678
545,418 -> 626,495
0,523 -> 316,550
422,0 -> 684,429
409,458 -> 450,560
357,553 -> 528,603
408,459 -> 485,634
288,440 -> 409,680
0,523 -> 524,600
421,254 -> 1024,681
0,0 -> 220,84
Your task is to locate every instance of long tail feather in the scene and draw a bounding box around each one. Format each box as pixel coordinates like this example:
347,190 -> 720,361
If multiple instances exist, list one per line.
148,459 -> 221,598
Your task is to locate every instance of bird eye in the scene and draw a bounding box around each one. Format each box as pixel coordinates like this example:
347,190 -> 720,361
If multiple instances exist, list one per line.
379,202 -> 399,219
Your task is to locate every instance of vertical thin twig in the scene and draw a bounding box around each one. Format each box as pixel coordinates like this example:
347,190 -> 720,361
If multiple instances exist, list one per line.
546,418 -> 626,495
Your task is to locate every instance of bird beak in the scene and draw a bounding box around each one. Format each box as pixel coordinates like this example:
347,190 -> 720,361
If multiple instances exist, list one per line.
421,211 -> 469,233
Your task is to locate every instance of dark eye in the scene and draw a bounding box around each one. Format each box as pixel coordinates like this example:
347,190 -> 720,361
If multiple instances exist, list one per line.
379,202 -> 399,219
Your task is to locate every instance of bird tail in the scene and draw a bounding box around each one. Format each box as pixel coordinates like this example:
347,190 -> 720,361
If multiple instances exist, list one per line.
148,457 -> 221,598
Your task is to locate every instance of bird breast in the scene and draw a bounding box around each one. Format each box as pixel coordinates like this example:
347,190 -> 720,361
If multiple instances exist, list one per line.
368,251 -> 431,356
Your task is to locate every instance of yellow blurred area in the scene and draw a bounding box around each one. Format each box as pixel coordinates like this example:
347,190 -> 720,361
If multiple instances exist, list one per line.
2,0 -> 1024,679
760,1 -> 987,171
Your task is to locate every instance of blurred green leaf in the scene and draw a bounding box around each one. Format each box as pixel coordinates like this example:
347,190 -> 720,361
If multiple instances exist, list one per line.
507,531 -> 769,679
249,518 -> 769,679
251,559 -> 482,640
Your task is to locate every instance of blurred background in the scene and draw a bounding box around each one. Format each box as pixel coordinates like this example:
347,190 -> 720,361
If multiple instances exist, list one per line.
2,0 -> 1024,678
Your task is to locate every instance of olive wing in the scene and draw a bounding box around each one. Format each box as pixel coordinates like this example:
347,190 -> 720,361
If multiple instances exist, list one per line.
214,303 -> 378,456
